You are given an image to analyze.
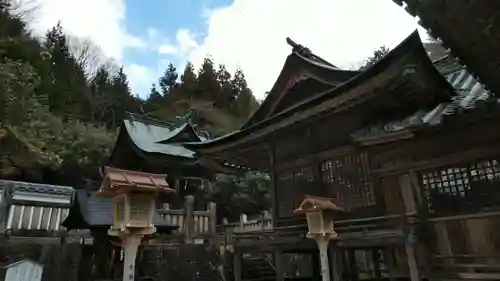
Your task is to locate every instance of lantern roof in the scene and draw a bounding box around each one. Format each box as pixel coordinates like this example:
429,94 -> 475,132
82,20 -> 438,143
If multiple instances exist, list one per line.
294,195 -> 344,215
97,167 -> 174,196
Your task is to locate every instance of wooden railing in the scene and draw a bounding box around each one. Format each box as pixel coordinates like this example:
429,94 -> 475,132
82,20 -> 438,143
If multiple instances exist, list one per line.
219,213 -> 409,247
157,195 -> 217,241
222,213 -> 273,233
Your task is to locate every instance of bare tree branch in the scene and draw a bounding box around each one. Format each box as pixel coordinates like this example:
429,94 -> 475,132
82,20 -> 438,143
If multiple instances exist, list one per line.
68,36 -> 106,76
8,0 -> 40,23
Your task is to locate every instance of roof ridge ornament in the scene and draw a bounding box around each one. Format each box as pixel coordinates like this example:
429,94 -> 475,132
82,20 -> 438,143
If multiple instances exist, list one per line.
286,37 -> 311,56
286,37 -> 338,68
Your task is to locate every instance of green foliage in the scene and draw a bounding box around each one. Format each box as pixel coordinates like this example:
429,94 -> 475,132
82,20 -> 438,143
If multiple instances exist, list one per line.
360,45 -> 391,70
209,172 -> 271,221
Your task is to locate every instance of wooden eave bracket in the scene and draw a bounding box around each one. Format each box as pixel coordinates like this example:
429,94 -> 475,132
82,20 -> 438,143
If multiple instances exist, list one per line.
350,128 -> 415,146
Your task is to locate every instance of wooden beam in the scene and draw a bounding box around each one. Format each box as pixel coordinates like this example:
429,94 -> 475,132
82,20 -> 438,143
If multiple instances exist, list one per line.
273,146 -> 352,172
376,145 -> 500,176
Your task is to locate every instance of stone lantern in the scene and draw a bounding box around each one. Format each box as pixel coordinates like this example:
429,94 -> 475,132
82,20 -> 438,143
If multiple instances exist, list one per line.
294,195 -> 343,281
98,167 -> 175,281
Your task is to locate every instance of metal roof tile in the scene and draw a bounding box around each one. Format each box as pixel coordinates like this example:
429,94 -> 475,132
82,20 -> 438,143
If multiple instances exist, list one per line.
123,118 -> 197,158
0,180 -> 74,196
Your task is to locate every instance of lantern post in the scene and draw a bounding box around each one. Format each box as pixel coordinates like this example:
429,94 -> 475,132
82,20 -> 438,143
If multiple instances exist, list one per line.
294,195 -> 343,281
97,167 -> 174,281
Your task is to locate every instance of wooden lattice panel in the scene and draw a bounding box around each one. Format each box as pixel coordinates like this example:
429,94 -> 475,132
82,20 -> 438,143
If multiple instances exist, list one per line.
420,159 -> 500,215
320,152 -> 375,212
276,165 -> 317,217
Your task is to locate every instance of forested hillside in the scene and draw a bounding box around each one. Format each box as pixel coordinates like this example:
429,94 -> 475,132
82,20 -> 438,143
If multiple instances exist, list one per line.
0,1 -> 259,190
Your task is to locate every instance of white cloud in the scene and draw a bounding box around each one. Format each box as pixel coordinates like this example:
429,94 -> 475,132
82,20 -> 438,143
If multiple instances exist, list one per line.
176,28 -> 199,54
24,0 -> 140,61
18,0 -> 178,97
125,64 -> 156,97
158,44 -> 179,55
184,0 -> 427,99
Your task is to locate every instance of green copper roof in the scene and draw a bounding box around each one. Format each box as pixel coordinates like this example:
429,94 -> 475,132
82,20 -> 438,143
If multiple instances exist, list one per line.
123,114 -> 204,159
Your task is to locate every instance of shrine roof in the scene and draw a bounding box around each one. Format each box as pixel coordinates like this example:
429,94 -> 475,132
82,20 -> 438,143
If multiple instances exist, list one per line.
61,190 -> 177,232
351,53 -> 500,143
110,113 -> 206,161
392,0 -> 500,96
186,30 -> 455,154
242,38 -> 360,129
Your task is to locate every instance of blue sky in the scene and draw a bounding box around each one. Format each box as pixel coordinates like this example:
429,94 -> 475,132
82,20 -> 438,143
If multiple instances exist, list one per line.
27,0 -> 425,100
122,0 -> 231,71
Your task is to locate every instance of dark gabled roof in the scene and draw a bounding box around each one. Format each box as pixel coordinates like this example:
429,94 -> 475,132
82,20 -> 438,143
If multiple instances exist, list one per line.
0,180 -> 74,196
352,54 -> 498,143
392,0 -> 500,96
186,31 -> 455,155
61,190 -> 177,233
242,39 -> 360,129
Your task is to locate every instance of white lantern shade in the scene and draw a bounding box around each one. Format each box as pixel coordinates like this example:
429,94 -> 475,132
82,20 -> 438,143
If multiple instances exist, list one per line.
306,210 -> 335,236
128,194 -> 154,227
112,193 -> 155,229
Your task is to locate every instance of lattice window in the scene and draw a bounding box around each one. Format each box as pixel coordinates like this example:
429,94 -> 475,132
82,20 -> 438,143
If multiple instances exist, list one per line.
420,159 -> 500,214
276,165 -> 317,217
321,152 -> 375,212
130,196 -> 151,222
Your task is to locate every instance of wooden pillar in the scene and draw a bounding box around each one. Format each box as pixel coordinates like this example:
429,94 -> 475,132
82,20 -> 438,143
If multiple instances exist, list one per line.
269,144 -> 278,228
347,249 -> 358,281
372,249 -> 382,281
384,247 -> 396,281
399,173 -> 417,214
208,202 -> 217,234
399,173 -> 422,281
184,195 -> 195,244
329,245 -> 341,281
233,251 -> 242,281
275,250 -> 284,281
340,249 -> 349,281
405,228 -> 421,281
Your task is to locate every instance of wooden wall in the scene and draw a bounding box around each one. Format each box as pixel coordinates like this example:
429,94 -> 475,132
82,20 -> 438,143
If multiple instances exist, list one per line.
373,115 -> 500,279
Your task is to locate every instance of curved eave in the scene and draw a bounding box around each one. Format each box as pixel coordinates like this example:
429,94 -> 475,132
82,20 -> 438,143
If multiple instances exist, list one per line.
394,0 -> 500,95
157,123 -> 202,143
242,52 -> 360,129
109,125 -> 198,168
187,30 -> 454,154
61,193 -> 91,230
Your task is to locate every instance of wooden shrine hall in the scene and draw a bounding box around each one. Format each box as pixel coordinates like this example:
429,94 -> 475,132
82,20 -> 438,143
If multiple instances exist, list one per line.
187,28 -> 500,281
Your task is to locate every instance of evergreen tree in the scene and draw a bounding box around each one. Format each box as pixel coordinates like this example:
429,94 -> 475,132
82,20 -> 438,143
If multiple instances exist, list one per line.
159,63 -> 178,95
44,23 -> 92,120
197,57 -> 220,101
360,45 -> 390,69
231,69 -> 258,119
89,65 -> 112,123
216,64 -> 233,107
178,62 -> 198,100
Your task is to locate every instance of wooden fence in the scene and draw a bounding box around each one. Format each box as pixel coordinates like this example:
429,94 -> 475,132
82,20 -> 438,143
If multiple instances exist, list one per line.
217,212 -> 273,246
158,195 -> 217,242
